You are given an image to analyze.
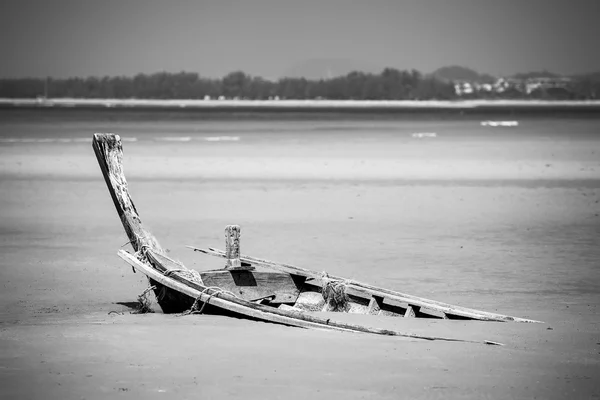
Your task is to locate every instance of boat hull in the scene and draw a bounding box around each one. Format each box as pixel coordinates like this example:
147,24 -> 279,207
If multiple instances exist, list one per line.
92,132 -> 538,346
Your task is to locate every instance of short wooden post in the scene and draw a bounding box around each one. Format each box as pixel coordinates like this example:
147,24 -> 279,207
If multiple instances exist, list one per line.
225,225 -> 242,269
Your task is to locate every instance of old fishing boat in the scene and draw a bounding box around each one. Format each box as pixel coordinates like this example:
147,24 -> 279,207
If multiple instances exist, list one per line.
93,133 -> 540,345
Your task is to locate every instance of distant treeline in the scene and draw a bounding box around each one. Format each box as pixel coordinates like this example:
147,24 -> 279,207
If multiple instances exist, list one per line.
0,69 -> 598,100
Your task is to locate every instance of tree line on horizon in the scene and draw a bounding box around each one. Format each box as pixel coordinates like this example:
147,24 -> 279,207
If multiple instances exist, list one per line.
0,68 -> 598,100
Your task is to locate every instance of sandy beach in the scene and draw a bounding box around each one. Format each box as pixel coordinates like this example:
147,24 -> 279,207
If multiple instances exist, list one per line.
1,111 -> 599,399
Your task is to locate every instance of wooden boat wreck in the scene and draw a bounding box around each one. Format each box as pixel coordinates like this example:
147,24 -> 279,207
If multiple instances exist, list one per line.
93,133 -> 541,345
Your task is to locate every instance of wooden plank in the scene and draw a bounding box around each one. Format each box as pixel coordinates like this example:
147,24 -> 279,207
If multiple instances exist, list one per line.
379,310 -> 400,317
188,246 -> 542,323
146,251 -> 183,274
278,304 -> 301,312
199,270 -> 300,304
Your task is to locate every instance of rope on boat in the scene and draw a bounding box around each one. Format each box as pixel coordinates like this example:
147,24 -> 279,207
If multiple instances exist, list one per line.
321,272 -> 350,312
131,285 -> 157,314
121,236 -> 149,249
177,286 -> 239,317
133,241 -> 205,287
156,285 -> 167,301
135,244 -> 152,263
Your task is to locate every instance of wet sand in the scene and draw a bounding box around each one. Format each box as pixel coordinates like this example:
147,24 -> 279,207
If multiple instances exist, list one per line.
1,125 -> 600,398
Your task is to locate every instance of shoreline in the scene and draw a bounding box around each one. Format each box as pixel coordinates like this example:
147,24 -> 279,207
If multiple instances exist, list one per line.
3,174 -> 600,189
2,97 -> 600,112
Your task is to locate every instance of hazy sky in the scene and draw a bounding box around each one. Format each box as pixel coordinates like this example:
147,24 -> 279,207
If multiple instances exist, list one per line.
1,0 -> 599,79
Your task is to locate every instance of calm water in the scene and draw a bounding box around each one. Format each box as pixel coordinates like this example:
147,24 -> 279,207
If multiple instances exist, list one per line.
1,109 -> 600,144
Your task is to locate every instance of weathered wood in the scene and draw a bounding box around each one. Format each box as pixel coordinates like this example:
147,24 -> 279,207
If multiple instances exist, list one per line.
92,133 -> 162,254
367,296 -> 383,315
93,133 -> 178,312
224,225 -> 248,270
118,249 -> 502,345
404,305 -> 418,318
278,304 -> 301,312
188,246 -> 542,323
199,270 -> 301,304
